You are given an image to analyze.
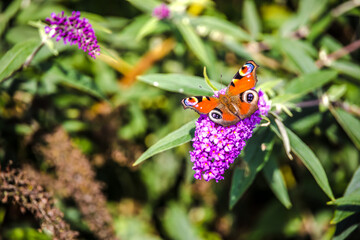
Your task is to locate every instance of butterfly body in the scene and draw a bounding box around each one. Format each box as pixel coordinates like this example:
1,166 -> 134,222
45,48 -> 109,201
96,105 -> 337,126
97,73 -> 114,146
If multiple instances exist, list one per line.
181,60 -> 259,127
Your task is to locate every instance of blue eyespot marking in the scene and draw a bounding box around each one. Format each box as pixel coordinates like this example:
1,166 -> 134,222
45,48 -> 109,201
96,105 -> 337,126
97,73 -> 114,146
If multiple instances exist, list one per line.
240,63 -> 254,76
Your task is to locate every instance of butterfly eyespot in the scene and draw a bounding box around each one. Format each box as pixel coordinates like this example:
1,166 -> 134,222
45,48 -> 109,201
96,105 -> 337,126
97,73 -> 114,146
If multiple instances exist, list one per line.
211,112 -> 221,119
242,89 -> 259,103
184,97 -> 198,106
247,93 -> 254,102
239,63 -> 254,76
209,109 -> 223,122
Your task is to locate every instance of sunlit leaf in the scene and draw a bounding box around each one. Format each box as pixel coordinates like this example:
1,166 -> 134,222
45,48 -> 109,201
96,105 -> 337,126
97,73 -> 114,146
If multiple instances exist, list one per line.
275,118 -> 293,160
330,190 -> 360,206
126,0 -> 160,13
230,128 -> 274,209
285,70 -> 337,97
223,40 -> 252,59
134,121 -> 195,166
331,60 -> 360,82
191,16 -> 251,41
271,125 -> 334,200
0,39 -> 40,82
280,39 -> 318,73
175,19 -> 212,67
243,0 -> 261,39
138,73 -> 225,96
330,107 -> 360,150
286,128 -> 335,200
263,155 -> 292,209
136,17 -> 159,41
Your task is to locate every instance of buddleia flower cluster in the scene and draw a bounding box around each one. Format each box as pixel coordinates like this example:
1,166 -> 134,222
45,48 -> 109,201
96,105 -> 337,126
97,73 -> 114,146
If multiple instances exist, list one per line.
45,11 -> 100,58
152,3 -> 171,20
190,89 -> 271,182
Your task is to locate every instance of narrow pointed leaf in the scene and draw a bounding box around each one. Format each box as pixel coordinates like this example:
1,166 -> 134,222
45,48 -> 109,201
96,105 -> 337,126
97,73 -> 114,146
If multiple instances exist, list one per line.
263,156 -> 292,209
126,0 -> 160,13
280,39 -> 318,73
44,64 -> 106,100
243,0 -> 261,39
330,190 -> 360,206
138,73 -> 225,96
175,19 -> 211,67
331,60 -> 360,82
191,16 -> 251,41
163,203 -> 199,240
333,166 -> 360,224
0,39 -> 40,82
230,129 -> 274,209
274,118 -> 293,160
330,107 -> 360,150
134,121 -> 195,166
285,70 -> 337,97
271,125 -> 334,200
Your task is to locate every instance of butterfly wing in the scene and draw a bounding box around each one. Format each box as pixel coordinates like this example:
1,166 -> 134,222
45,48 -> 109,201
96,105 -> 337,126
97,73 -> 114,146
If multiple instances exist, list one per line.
226,60 -> 258,96
181,96 -> 219,115
226,60 -> 260,119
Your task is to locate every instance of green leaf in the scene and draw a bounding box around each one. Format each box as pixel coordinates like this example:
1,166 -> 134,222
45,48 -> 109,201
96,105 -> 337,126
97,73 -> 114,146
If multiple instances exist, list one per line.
134,121 -> 195,166
0,0 -> 22,36
136,17 -> 159,41
333,224 -> 359,240
285,70 -> 337,97
331,60 -> 360,82
308,15 -> 333,42
0,39 -> 40,82
263,155 -> 292,209
243,0 -> 261,39
271,125 -> 334,200
229,128 -> 274,209
43,64 -> 106,100
330,190 -> 360,206
126,0 -> 160,13
162,203 -> 199,240
333,166 -> 360,224
137,73 -> 225,96
175,19 -> 212,67
191,16 -> 251,41
223,40 -> 252,59
280,39 -> 318,74
274,118 -> 293,160
330,108 -> 360,150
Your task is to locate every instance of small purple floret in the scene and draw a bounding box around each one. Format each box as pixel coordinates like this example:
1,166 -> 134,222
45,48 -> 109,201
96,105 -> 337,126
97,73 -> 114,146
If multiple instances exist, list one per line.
152,3 -> 170,20
45,11 -> 100,58
190,90 -> 271,182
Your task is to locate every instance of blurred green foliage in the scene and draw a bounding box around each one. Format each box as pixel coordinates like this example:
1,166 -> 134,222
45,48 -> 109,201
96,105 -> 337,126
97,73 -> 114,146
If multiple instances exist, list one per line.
0,0 -> 360,239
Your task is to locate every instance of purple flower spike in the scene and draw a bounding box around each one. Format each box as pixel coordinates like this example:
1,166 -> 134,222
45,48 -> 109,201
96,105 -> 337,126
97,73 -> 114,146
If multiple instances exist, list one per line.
190,90 -> 271,182
152,3 -> 170,20
45,11 -> 100,58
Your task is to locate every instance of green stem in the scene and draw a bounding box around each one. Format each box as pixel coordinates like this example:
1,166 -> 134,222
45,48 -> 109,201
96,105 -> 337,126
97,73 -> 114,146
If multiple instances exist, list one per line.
203,66 -> 218,92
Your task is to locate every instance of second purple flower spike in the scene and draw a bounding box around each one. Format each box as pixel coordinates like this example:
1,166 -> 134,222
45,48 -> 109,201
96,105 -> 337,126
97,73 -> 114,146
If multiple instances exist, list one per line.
45,11 -> 100,58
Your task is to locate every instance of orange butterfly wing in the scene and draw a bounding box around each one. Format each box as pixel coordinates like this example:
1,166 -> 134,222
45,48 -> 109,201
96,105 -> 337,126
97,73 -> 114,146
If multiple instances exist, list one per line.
181,60 -> 260,127
181,96 -> 219,115
226,60 -> 258,96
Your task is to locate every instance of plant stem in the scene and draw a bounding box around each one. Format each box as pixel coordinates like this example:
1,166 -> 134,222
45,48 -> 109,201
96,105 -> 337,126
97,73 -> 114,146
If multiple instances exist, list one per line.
203,66 -> 218,92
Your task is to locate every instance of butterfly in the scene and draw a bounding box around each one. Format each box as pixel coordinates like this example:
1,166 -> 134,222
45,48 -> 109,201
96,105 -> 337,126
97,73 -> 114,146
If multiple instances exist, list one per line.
181,60 -> 259,127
